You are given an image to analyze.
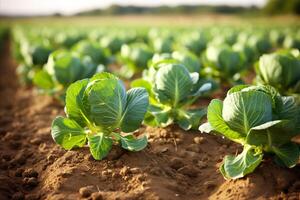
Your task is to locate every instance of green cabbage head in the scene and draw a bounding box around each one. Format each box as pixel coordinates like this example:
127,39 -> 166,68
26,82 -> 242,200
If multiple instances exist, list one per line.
200,85 -> 300,179
255,50 -> 300,102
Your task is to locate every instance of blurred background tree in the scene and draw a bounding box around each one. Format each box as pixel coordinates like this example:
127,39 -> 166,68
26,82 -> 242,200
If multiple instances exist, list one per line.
264,0 -> 300,15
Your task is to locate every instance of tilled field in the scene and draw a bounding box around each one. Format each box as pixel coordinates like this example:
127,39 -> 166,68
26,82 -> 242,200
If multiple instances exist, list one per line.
1,40 -> 300,200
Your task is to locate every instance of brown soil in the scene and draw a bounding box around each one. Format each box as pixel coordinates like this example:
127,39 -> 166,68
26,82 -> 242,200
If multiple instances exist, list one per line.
1,40 -> 300,200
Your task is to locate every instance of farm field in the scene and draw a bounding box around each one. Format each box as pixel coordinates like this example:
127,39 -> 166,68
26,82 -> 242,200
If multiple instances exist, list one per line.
0,15 -> 300,200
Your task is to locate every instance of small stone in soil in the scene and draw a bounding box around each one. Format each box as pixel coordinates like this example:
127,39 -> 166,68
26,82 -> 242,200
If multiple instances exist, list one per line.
46,154 -> 55,162
159,147 -> 169,153
159,130 -> 169,138
23,177 -> 38,188
194,136 -> 205,144
186,144 -> 202,153
91,192 -> 103,200
79,185 -> 95,198
119,166 -> 130,176
130,167 -> 140,174
175,138 -> 183,144
30,138 -> 42,145
136,174 -> 146,182
23,168 -> 38,178
60,171 -> 72,178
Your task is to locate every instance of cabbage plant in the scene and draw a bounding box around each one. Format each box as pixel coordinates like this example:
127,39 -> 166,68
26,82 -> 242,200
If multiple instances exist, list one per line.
55,32 -> 84,48
202,44 -> 247,85
255,50 -> 300,102
72,40 -> 108,64
51,72 -> 149,160
151,37 -> 173,53
247,34 -> 272,56
33,50 -> 103,100
200,85 -> 300,179
20,43 -> 52,67
100,35 -> 124,54
132,61 -> 212,130
233,42 -> 255,64
16,40 -> 52,85
150,50 -> 201,73
118,43 -> 153,78
178,31 -> 207,55
284,35 -> 300,50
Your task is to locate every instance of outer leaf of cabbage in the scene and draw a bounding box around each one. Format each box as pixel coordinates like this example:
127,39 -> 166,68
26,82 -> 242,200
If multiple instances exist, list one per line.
206,99 -> 245,144
87,133 -> 113,160
33,70 -> 54,90
112,133 -> 148,152
51,116 -> 87,150
222,90 -> 273,135
273,143 -> 300,168
120,88 -> 149,133
246,120 -> 295,147
65,79 -> 90,127
176,108 -> 206,130
221,145 -> 263,179
154,64 -> 193,107
143,105 -> 172,127
257,53 -> 300,91
88,77 -> 126,131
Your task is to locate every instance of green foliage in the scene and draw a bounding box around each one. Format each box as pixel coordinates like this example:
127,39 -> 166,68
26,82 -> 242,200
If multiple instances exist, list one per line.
200,85 -> 300,179
202,44 -> 247,85
118,43 -> 153,78
100,35 -> 124,54
255,50 -> 300,102
132,60 -> 212,130
264,0 -> 300,15
247,34 -> 272,55
72,40 -> 108,64
151,37 -> 173,53
51,72 -> 149,160
177,31 -> 208,55
33,50 -> 104,100
150,50 -> 201,73
55,32 -> 84,48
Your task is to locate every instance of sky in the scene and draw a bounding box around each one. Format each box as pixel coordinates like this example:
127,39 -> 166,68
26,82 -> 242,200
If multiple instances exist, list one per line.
0,0 -> 267,16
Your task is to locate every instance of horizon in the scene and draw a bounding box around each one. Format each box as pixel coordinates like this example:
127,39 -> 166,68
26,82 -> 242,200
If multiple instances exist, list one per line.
0,0 -> 267,16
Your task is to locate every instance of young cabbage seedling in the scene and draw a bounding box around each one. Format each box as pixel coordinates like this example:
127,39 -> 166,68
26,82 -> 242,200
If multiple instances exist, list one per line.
14,38 -> 52,85
200,85 -> 300,179
255,50 -> 300,103
202,44 -> 247,85
132,60 -> 212,130
177,31 -> 208,55
72,40 -> 109,65
118,43 -> 153,78
151,37 -> 173,53
33,50 -> 104,101
51,72 -> 149,160
150,49 -> 201,73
